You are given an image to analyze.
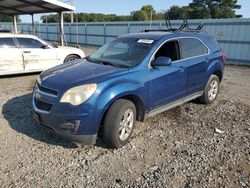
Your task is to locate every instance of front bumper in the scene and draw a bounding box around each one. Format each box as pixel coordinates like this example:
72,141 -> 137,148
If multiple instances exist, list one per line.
32,110 -> 97,145
31,83 -> 99,145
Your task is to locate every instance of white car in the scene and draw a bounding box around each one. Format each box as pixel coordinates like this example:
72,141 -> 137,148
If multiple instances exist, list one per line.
0,33 -> 85,76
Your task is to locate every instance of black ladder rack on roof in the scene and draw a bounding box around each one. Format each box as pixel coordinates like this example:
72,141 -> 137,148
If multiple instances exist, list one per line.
144,16 -> 204,33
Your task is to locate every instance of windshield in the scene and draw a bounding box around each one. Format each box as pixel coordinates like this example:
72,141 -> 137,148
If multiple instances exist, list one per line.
88,38 -> 153,68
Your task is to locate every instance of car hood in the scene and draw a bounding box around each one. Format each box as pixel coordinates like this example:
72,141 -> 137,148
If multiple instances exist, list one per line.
39,59 -> 127,90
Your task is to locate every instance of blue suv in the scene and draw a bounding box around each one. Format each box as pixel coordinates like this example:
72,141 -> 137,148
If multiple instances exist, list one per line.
32,30 -> 225,148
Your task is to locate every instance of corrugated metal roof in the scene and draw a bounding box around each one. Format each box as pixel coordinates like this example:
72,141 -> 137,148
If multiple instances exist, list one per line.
0,0 -> 75,15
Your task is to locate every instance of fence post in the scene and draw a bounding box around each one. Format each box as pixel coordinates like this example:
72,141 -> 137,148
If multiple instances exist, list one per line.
128,23 -> 130,34
46,23 -> 49,41
69,23 -> 72,44
104,23 -> 106,44
85,23 -> 87,44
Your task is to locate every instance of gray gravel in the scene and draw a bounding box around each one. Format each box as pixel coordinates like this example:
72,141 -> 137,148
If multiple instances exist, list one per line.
0,61 -> 249,187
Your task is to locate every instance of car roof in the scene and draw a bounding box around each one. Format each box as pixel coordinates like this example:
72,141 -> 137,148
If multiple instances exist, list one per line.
119,32 -> 173,40
0,33 -> 38,38
119,31 -> 210,41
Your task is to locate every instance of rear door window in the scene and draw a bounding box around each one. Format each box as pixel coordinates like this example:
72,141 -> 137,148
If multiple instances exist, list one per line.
180,38 -> 208,59
0,37 -> 16,48
17,38 -> 44,48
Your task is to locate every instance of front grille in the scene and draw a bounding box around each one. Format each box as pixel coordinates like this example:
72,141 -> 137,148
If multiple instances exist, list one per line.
38,84 -> 58,96
35,99 -> 53,112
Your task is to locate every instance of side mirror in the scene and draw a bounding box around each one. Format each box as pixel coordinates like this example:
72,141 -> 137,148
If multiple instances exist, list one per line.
151,56 -> 172,67
42,44 -> 49,49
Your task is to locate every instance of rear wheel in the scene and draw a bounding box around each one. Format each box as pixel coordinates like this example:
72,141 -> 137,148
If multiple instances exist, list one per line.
103,99 -> 136,148
198,75 -> 220,104
64,55 -> 80,63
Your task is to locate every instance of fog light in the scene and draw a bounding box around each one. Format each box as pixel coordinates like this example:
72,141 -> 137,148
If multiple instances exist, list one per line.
59,120 -> 80,134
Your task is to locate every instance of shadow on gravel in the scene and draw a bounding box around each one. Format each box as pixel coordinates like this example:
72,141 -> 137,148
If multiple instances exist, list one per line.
2,93 -> 76,148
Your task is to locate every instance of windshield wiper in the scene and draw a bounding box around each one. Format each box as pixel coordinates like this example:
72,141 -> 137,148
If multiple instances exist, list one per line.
86,57 -> 119,67
86,57 -> 129,68
86,57 -> 96,62
101,61 -> 120,68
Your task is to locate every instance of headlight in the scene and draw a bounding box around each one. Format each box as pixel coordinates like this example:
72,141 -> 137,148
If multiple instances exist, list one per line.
60,84 -> 97,106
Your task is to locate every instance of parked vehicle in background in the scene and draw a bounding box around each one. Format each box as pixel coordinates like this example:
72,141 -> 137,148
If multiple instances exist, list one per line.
0,33 -> 85,76
0,29 -> 11,33
32,30 -> 225,148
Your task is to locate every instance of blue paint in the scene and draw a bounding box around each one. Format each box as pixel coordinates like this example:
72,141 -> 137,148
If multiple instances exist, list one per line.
32,31 -> 224,144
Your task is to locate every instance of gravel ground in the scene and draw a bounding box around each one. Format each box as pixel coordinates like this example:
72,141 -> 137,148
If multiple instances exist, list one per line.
0,50 -> 249,187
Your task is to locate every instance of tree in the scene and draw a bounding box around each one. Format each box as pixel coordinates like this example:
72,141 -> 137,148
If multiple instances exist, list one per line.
187,1 -> 212,19
131,5 -> 156,21
166,0 -> 242,19
0,14 -> 21,22
189,0 -> 241,18
40,1 -> 242,23
41,13 -> 132,23
167,6 -> 188,20
208,0 -> 242,18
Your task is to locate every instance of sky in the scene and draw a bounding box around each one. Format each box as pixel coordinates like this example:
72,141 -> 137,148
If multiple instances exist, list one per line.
21,0 -> 250,23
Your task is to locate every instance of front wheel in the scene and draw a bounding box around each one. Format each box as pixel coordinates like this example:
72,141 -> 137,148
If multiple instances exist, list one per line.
198,75 -> 220,104
64,55 -> 80,63
103,99 -> 136,148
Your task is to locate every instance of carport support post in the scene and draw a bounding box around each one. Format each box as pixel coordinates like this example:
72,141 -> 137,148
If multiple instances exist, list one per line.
59,12 -> 64,46
13,15 -> 17,33
31,14 -> 35,35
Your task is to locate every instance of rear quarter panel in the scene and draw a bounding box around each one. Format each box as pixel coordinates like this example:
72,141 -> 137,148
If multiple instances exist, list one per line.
203,36 -> 224,87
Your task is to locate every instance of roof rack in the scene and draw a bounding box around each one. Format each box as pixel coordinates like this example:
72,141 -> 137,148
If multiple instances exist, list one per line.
144,16 -> 204,33
144,29 -> 178,32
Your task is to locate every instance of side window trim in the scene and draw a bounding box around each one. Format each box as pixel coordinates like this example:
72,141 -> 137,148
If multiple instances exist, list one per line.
0,37 -> 17,48
16,37 -> 44,49
149,39 -> 180,68
179,38 -> 209,59
148,36 -> 210,68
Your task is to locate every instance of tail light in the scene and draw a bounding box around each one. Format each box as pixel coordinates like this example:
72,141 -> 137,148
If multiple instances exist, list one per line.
222,52 -> 226,63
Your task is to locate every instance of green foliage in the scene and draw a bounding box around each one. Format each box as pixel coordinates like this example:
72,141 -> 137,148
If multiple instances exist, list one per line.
41,13 -> 132,23
40,0 -> 242,23
0,14 -> 21,22
167,6 -> 188,20
130,5 -> 165,21
167,0 -> 242,19
130,4 -> 164,21
41,5 -> 164,23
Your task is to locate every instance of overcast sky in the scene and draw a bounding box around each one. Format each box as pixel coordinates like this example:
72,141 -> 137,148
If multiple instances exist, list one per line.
21,0 -> 250,23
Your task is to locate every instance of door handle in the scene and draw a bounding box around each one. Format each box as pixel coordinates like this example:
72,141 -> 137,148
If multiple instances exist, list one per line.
178,66 -> 185,72
23,51 -> 31,53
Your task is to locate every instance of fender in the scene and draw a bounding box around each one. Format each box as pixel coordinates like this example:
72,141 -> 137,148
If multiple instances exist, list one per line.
93,80 -> 147,127
205,58 -> 224,86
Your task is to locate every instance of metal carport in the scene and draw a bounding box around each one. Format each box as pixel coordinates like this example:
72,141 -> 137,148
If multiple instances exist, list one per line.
0,0 -> 75,46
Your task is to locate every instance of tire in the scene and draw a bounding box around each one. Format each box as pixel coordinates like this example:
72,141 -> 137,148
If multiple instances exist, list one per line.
64,55 -> 80,63
198,75 -> 220,104
103,99 -> 136,148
